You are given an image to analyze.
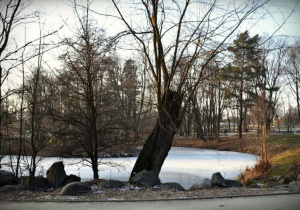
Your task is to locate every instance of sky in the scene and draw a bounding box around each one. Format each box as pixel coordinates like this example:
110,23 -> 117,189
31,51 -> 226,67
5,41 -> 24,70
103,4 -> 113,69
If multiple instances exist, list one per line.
14,0 -> 300,42
9,0 -> 299,62
3,0 -> 300,107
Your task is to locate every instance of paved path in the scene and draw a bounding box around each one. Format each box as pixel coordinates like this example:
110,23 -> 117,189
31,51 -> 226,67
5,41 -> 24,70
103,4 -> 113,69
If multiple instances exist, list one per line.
1,194 -> 299,210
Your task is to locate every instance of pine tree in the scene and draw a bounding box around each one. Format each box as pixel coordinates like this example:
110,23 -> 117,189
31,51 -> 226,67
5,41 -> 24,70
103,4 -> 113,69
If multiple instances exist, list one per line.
227,30 -> 262,138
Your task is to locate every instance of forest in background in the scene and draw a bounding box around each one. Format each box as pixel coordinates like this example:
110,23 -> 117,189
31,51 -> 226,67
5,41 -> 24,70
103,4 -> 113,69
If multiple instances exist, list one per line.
0,0 -> 300,180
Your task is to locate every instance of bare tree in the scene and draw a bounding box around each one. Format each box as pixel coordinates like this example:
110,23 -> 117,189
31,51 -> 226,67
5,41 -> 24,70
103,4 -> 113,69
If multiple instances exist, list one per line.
110,56 -> 150,148
112,0 -> 270,179
50,1 -> 121,179
249,39 -> 285,163
23,12 -> 57,176
0,1 -> 61,172
0,0 -> 23,168
285,41 -> 300,122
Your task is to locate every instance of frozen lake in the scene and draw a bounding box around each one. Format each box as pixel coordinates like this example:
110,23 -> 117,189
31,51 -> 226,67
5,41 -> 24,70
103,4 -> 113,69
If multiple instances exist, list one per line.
2,147 -> 258,189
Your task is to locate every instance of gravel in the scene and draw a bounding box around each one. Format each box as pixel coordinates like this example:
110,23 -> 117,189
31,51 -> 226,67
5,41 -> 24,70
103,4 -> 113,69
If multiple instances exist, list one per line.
0,180 -> 299,202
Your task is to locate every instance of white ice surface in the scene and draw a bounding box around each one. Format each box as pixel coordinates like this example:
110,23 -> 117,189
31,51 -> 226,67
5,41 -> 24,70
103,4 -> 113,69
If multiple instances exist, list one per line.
2,147 -> 258,189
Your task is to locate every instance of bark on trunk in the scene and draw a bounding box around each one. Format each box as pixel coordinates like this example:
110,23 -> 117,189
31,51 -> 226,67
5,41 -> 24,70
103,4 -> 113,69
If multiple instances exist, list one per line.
130,90 -> 182,179
238,77 -> 243,139
92,159 -> 99,180
30,151 -> 37,177
296,81 -> 300,122
192,99 -> 206,141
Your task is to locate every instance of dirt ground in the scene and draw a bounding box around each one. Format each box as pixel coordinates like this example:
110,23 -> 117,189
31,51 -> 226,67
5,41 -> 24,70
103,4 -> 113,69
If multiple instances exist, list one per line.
0,180 -> 299,202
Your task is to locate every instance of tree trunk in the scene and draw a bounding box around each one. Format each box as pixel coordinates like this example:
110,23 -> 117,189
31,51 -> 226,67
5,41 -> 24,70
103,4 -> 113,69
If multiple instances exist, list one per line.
193,108 -> 206,141
91,158 -> 99,179
130,90 -> 182,179
16,53 -> 26,178
227,118 -> 231,132
0,65 -> 2,169
30,151 -> 37,177
238,76 -> 244,139
296,80 -> 300,123
191,97 -> 205,141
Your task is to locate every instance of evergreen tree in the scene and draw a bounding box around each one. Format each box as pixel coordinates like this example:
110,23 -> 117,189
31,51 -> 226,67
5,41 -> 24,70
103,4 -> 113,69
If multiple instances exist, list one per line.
227,30 -> 262,138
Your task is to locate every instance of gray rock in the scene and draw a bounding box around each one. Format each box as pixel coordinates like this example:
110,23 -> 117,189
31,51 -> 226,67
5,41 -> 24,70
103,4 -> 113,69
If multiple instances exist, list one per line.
289,181 -> 300,186
248,183 -> 259,188
211,172 -> 226,187
60,182 -> 92,195
163,182 -> 185,191
102,180 -> 125,189
297,174 -> 300,181
0,185 -> 28,193
130,170 -> 161,187
21,176 -> 49,190
224,179 -> 243,187
0,170 -> 18,187
190,178 -> 213,190
288,174 -> 298,180
66,174 -> 81,185
277,177 -> 290,185
85,179 -> 103,185
276,175 -> 285,181
263,182 -> 277,188
46,161 -> 67,188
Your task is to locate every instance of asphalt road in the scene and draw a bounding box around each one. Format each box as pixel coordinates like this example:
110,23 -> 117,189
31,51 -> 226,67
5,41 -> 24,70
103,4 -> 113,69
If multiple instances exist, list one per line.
1,194 -> 299,210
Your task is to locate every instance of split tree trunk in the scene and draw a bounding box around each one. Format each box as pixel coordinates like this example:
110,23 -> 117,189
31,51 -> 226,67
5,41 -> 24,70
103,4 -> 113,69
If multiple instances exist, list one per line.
130,90 -> 182,179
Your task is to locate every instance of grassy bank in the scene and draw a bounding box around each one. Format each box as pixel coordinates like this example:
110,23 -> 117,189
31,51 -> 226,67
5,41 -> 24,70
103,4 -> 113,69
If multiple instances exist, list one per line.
173,133 -> 300,183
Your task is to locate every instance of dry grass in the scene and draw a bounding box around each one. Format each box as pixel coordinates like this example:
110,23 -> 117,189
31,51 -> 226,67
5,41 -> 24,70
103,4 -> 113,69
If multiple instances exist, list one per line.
238,159 -> 272,185
270,147 -> 300,177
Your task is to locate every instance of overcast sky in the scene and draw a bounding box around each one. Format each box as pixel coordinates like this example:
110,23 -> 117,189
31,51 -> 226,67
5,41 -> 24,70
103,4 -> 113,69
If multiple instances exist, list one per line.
10,0 -> 299,45
3,0 -> 300,108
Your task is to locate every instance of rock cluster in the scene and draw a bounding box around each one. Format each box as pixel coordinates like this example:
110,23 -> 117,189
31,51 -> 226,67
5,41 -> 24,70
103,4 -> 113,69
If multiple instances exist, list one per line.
46,161 -> 81,188
21,176 -> 49,190
102,180 -> 125,189
130,170 -> 161,187
0,170 -> 18,187
1,165 -> 299,197
190,172 -> 243,190
274,174 -> 299,186
0,161 -> 81,194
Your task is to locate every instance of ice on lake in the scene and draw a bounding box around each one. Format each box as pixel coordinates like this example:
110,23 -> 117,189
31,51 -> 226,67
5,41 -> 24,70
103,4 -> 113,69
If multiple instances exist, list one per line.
2,147 -> 258,189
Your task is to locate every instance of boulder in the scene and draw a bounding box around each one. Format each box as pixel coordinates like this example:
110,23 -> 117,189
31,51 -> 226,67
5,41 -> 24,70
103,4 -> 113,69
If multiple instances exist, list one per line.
224,179 -> 243,187
102,180 -> 125,189
85,179 -> 103,185
248,182 -> 259,188
276,175 -> 285,181
263,182 -> 277,188
0,185 -> 28,193
46,161 -> 67,188
277,177 -> 291,185
130,170 -> 161,187
66,174 -> 81,185
289,181 -> 300,186
297,174 -> 300,181
0,170 -> 18,187
60,182 -> 92,195
163,182 -> 185,191
190,178 -> 213,190
211,172 -> 226,187
21,176 -> 49,190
